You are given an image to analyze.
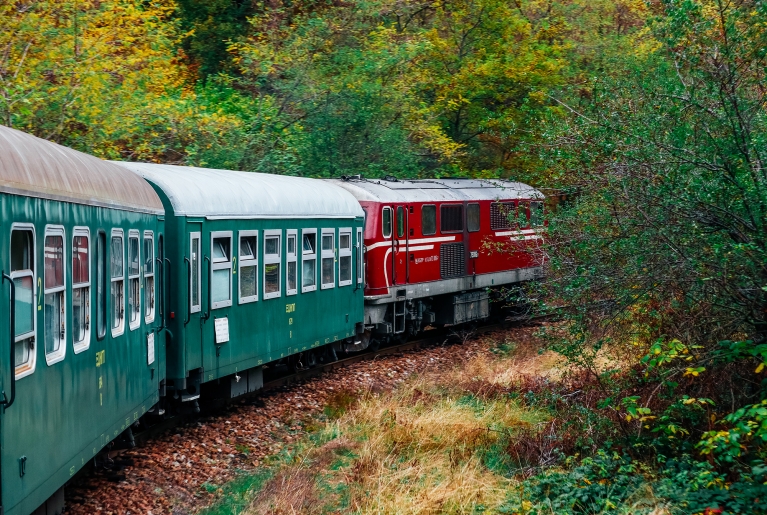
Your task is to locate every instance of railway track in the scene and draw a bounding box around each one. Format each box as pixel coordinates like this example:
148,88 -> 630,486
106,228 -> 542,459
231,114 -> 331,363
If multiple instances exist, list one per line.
125,312 -> 556,448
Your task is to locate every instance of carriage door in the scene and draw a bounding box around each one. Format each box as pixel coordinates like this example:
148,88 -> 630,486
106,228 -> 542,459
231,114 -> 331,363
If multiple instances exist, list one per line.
392,205 -> 409,286
186,224 -> 204,373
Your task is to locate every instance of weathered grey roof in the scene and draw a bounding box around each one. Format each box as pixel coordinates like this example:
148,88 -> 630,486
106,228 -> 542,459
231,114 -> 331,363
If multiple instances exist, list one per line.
113,162 -> 365,219
0,126 -> 164,214
325,177 -> 544,203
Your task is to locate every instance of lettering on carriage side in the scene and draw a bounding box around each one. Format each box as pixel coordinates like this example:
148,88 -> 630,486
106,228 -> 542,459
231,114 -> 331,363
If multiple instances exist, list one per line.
290,330 -> 293,339
70,465 -> 76,476
258,359 -> 263,365
96,350 -> 106,367
286,303 -> 296,313
38,277 -> 42,310
325,338 -> 329,344
288,318 -> 293,325
209,374 -> 214,381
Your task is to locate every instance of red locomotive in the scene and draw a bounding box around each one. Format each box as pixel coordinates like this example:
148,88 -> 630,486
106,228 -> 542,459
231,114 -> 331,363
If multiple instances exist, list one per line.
328,177 -> 545,347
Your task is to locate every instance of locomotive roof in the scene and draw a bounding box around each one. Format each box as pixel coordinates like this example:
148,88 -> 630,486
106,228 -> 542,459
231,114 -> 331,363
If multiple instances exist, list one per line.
325,177 -> 544,203
0,126 -> 164,214
113,162 -> 365,219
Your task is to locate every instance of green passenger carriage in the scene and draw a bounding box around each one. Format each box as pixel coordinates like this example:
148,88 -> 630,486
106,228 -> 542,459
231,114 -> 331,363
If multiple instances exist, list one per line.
114,163 -> 365,405
0,126 -> 166,515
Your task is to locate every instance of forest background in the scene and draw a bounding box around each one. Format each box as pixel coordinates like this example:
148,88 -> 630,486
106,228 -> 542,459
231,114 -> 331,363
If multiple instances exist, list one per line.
4,0 -> 767,512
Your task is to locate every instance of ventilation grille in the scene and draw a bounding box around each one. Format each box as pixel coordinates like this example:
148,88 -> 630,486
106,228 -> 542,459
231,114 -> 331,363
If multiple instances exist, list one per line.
440,242 -> 465,278
490,202 -> 515,230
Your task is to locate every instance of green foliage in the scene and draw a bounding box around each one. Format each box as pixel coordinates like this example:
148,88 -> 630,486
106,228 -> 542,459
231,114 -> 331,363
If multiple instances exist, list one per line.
503,453 -> 767,515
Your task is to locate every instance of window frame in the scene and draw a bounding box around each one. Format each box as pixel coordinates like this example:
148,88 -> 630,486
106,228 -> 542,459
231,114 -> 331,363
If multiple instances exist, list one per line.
286,229 -> 298,296
467,202 -> 480,233
530,200 -> 544,227
238,230 -> 258,304
440,204 -> 464,234
143,231 -> 155,324
190,232 -> 201,314
96,230 -> 107,341
381,207 -> 392,238
338,227 -> 353,287
356,227 -> 363,287
421,204 -> 437,236
210,231 -> 233,310
110,228 -> 125,338
72,227 -> 91,354
43,225 -> 67,366
301,228 -> 318,293
127,229 -> 141,331
11,222 -> 37,379
321,228 -> 335,290
263,229 -> 282,300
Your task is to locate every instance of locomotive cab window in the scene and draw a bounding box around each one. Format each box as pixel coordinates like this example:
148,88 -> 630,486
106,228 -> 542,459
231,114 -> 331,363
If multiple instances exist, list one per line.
143,232 -> 155,323
286,230 -> 298,296
128,231 -> 141,330
422,205 -> 436,236
211,232 -> 233,309
301,229 -> 317,293
111,230 -> 125,337
440,204 -> 464,233
44,226 -> 66,365
467,203 -> 480,232
382,207 -> 392,238
339,228 -> 352,287
321,229 -> 335,289
72,228 -> 91,353
263,230 -> 281,299
11,224 -> 36,378
531,201 -> 544,227
190,233 -> 201,313
239,231 -> 258,304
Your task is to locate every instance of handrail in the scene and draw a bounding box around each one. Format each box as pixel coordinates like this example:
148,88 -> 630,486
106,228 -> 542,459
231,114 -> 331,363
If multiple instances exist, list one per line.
203,256 -> 211,322
183,257 -> 191,326
155,257 -> 164,330
2,272 -> 16,410
164,258 -> 171,324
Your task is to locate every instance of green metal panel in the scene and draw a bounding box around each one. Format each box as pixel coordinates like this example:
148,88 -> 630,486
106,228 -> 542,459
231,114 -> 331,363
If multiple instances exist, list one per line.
0,193 -> 165,515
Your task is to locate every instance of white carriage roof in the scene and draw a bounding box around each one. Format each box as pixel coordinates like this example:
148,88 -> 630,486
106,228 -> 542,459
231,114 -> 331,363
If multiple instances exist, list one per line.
0,126 -> 164,214
113,162 -> 365,219
325,177 -> 544,203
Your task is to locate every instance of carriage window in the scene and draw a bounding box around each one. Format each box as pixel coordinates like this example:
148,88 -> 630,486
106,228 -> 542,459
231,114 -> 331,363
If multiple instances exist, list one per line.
321,229 -> 335,289
397,207 -> 405,238
239,231 -> 258,304
72,229 -> 91,353
128,232 -> 141,330
339,229 -> 352,287
382,207 -> 392,238
111,230 -> 125,336
530,201 -> 544,227
190,233 -> 201,313
467,203 -> 480,232
143,233 -> 155,323
211,232 -> 233,309
440,204 -> 463,233
11,226 -> 36,378
44,228 -> 66,365
490,202 -> 516,230
302,229 -> 317,293
357,228 -> 363,287
286,230 -> 298,296
96,231 -> 107,340
422,205 -> 436,236
263,231 -> 281,299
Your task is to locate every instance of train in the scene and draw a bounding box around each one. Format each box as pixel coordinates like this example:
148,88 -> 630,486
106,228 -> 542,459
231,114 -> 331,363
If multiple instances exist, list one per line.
0,125 -> 544,515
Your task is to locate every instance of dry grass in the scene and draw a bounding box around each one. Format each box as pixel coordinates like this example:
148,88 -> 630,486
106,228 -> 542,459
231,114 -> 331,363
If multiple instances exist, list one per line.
245,332 -> 558,515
